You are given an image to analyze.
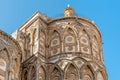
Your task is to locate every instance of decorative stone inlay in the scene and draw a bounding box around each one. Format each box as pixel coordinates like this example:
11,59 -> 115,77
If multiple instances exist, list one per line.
67,36 -> 72,42
83,47 -> 88,52
82,38 -> 87,43
52,39 -> 58,45
77,60 -> 82,64
68,46 -> 73,51
80,37 -> 89,45
58,61 -> 69,70
53,49 -> 58,54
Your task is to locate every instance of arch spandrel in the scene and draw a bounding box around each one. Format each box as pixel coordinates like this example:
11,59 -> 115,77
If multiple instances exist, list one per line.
50,67 -> 62,80
0,59 -> 6,80
81,65 -> 95,80
58,60 -> 69,71
73,58 -> 85,69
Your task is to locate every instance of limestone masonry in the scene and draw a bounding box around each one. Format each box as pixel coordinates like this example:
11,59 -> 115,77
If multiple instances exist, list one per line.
0,6 -> 107,80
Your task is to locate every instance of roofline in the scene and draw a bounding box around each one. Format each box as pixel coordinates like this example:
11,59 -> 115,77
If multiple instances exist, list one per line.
18,11 -> 48,31
17,11 -> 102,42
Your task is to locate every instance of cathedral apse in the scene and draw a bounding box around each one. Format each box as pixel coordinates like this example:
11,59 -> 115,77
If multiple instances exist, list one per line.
0,5 -> 107,80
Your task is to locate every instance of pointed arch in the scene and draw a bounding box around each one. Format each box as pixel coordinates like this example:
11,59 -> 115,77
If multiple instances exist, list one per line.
22,69 -> 28,80
39,29 -> 46,56
25,32 -> 31,58
50,30 -> 61,47
30,66 -> 36,80
0,39 -> 11,62
50,67 -> 62,80
16,31 -> 26,60
73,23 -> 84,35
92,35 -> 100,60
72,57 -> 87,69
32,28 -> 37,54
64,27 -> 77,38
10,58 -> 19,80
10,70 -> 14,80
79,29 -> 91,54
65,63 -> 79,80
0,59 -> 7,80
0,49 -> 9,63
39,66 -> 46,80
0,39 -> 6,50
64,27 -> 77,52
0,48 -> 10,80
0,31 -> 22,80
64,28 -> 76,43
81,65 -> 94,80
32,28 -> 37,44
50,30 -> 61,56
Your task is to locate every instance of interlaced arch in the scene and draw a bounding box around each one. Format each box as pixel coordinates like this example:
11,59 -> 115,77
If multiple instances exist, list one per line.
65,63 -> 79,80
50,67 -> 62,80
80,65 -> 95,80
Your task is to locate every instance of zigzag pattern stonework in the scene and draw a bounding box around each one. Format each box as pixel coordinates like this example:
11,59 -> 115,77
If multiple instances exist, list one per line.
0,6 -> 107,80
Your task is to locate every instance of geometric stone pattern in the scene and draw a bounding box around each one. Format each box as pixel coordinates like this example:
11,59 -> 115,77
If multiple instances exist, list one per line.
0,7 -> 107,80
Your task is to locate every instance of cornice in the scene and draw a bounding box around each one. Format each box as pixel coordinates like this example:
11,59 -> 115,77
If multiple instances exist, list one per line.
48,52 -> 105,68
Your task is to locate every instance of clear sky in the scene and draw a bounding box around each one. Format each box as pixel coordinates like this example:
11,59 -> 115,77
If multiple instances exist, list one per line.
0,0 -> 119,80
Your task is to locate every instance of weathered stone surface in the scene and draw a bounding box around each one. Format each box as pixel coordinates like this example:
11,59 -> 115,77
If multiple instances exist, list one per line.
0,6 -> 107,80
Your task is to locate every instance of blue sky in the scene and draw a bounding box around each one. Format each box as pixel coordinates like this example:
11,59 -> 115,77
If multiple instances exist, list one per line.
0,0 -> 120,80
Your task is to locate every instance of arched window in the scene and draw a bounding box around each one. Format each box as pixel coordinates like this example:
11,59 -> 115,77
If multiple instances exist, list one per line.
50,31 -> 61,56
50,67 -> 61,80
11,70 -> 14,80
23,70 -> 28,80
30,66 -> 36,80
0,59 -> 6,80
26,33 -> 31,57
92,36 -> 100,59
81,66 -> 94,80
39,66 -> 45,80
65,64 -> 79,80
39,30 -> 46,56
32,29 -> 37,54
79,30 -> 91,54
32,29 -> 37,43
0,49 -> 9,80
64,28 -> 77,52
